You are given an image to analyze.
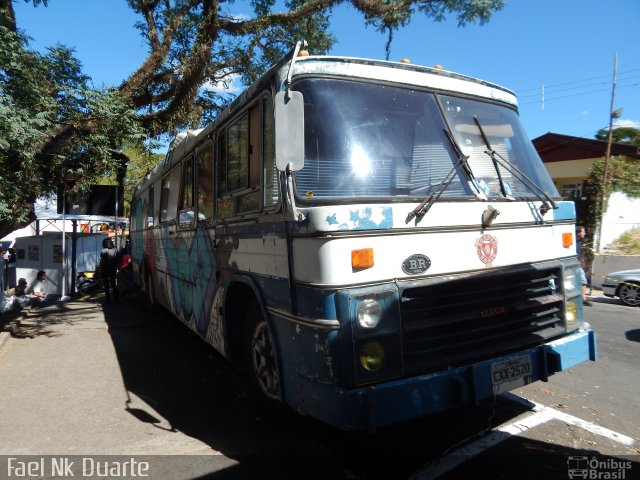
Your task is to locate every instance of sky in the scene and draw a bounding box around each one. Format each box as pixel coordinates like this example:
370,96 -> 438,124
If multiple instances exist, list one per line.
12,0 -> 640,144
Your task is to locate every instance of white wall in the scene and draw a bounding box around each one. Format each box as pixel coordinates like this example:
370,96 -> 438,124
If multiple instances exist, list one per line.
14,234 -> 72,295
599,192 -> 640,249
13,232 -> 108,295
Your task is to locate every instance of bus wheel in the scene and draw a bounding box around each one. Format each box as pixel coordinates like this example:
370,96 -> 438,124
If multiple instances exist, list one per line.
245,305 -> 281,402
143,267 -> 157,311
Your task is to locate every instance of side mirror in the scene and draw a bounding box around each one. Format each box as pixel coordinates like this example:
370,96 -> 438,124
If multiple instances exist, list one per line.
275,91 -> 305,171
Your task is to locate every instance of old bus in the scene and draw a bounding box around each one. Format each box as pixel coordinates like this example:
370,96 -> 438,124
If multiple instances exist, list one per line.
129,43 -> 596,431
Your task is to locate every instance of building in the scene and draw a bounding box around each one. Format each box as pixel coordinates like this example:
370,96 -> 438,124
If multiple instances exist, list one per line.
533,132 -> 640,249
533,132 -> 640,199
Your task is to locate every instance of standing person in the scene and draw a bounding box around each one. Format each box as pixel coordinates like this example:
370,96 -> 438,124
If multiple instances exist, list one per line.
5,248 -> 16,288
117,242 -> 132,299
99,237 -> 119,304
576,226 -> 591,306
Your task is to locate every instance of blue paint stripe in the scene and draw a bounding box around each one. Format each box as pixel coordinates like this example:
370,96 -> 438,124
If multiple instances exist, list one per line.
553,201 -> 576,221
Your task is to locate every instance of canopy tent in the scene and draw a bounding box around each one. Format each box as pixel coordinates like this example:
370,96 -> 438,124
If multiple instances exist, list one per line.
2,196 -> 128,297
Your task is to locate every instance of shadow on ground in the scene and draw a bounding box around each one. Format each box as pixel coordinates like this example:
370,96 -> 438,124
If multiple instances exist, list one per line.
95,292 -> 639,479
5,292 -> 637,479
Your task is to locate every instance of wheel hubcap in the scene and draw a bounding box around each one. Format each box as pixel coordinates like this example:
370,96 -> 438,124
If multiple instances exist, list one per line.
620,285 -> 640,306
251,321 -> 280,400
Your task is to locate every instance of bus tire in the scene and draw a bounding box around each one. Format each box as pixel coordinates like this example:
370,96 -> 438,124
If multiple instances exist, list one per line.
143,266 -> 158,311
244,303 -> 281,402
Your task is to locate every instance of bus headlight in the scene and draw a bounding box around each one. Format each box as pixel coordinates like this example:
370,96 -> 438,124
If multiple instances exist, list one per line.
357,299 -> 383,329
564,271 -> 579,296
565,300 -> 578,327
563,267 -> 581,297
359,340 -> 385,371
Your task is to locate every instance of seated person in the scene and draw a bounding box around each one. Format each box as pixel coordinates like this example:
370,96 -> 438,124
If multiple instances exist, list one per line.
1,278 -> 31,312
27,271 -> 50,306
15,278 -> 27,296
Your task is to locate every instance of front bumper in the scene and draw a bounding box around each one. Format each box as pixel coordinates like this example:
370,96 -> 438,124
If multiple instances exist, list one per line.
294,328 -> 596,431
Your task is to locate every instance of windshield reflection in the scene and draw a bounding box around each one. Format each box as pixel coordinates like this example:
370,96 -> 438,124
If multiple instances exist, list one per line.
440,95 -> 558,199
293,78 -> 558,201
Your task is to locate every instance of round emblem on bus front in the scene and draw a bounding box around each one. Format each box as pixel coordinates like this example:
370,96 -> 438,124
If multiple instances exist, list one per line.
476,234 -> 498,266
402,254 -> 431,275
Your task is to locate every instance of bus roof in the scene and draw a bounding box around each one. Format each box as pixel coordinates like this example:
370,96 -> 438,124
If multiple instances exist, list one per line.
140,52 -> 519,190
287,55 -> 517,107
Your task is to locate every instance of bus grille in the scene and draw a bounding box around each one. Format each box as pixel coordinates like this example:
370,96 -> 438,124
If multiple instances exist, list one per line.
400,266 -> 565,375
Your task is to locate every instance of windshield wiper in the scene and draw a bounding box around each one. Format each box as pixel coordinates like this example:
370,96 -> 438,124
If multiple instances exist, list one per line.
407,129 -> 484,223
473,116 -> 557,214
443,128 -> 487,200
473,116 -> 513,200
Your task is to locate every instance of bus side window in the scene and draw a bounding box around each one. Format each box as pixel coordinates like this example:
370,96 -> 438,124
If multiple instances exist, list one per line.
197,144 -> 214,221
178,156 -> 195,227
160,166 -> 181,223
218,101 -> 264,218
135,196 -> 144,232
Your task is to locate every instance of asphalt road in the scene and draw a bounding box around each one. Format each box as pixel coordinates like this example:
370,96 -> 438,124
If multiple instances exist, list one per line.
0,290 -> 638,480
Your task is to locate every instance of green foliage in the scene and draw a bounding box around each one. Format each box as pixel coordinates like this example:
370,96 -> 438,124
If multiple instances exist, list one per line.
0,14 -> 142,237
595,127 -> 640,146
589,155 -> 640,198
99,146 -> 163,217
122,0 -> 504,137
0,22 -> 55,226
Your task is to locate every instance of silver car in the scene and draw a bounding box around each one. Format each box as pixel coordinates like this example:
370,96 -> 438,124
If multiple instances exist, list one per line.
602,269 -> 640,307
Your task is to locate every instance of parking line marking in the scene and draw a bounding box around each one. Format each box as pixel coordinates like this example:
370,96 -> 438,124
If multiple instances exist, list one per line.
411,394 -> 636,480
411,407 -> 556,480
503,392 -> 636,447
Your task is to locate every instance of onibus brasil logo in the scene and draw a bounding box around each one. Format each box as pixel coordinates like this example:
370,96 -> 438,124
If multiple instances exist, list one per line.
567,456 -> 632,479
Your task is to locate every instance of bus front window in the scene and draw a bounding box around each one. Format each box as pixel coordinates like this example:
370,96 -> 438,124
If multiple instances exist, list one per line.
292,79 -> 559,203
293,79 -> 474,201
439,95 -> 559,199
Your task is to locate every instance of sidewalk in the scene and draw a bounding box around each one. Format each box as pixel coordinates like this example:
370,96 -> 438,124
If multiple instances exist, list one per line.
0,292 -> 340,479
0,293 -> 220,457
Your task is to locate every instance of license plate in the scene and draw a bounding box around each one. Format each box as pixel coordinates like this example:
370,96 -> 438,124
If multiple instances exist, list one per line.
490,356 -> 532,393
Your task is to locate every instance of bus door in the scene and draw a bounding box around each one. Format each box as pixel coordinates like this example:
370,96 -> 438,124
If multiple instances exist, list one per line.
191,143 -> 216,333
157,162 -> 182,308
173,154 -> 197,315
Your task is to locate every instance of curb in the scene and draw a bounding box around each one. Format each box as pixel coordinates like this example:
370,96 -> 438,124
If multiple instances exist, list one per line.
0,331 -> 10,351
0,318 -> 21,350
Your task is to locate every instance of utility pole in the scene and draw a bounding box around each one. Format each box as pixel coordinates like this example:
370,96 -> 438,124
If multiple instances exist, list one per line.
595,52 -> 618,254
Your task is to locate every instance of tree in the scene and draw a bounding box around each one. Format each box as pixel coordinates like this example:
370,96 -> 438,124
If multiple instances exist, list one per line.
578,155 -> 640,248
1,0 -> 504,238
0,10 -> 141,239
595,126 -> 640,146
98,146 -> 164,218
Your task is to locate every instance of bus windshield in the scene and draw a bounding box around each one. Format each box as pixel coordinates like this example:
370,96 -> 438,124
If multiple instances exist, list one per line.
293,78 -> 558,201
439,95 -> 559,199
